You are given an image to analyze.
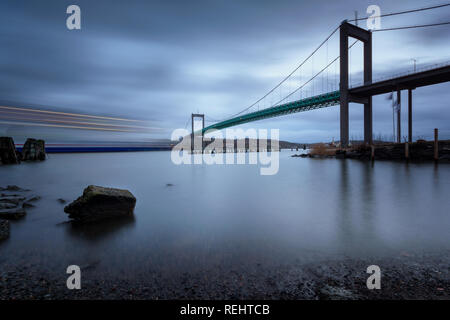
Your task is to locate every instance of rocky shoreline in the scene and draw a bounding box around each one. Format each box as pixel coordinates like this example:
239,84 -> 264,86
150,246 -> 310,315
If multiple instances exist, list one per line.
0,251 -> 448,300
293,140 -> 450,162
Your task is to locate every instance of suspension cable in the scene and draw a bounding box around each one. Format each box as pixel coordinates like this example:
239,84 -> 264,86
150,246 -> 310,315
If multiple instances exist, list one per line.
348,3 -> 450,22
225,25 -> 341,119
271,40 -> 358,107
207,3 -> 450,124
373,21 -> 450,32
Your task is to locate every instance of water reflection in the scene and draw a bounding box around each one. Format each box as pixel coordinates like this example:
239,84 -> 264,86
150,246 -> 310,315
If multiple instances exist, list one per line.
335,160 -> 379,254
0,151 -> 449,277
360,161 -> 376,243
336,159 -> 353,249
65,215 -> 136,242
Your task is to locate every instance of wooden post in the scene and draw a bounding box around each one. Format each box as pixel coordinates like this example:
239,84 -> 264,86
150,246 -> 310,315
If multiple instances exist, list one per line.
434,128 -> 439,161
405,142 -> 409,160
371,145 -> 375,161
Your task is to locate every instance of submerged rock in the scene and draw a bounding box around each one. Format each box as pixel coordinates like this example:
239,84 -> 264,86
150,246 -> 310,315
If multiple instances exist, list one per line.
0,219 -> 9,241
0,195 -> 27,206
0,207 -> 26,220
0,137 -> 20,165
0,189 -> 38,219
21,138 -> 46,161
0,202 -> 17,210
22,202 -> 35,208
291,153 -> 312,158
64,185 -> 137,223
24,195 -> 40,203
0,185 -> 30,192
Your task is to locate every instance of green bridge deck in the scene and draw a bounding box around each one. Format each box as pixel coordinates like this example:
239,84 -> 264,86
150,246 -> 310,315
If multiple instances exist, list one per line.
202,90 -> 340,134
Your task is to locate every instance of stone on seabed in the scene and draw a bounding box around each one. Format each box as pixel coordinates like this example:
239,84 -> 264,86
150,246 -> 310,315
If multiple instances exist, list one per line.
64,185 -> 137,223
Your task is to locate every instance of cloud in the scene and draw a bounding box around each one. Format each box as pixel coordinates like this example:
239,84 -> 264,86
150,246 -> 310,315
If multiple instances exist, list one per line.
0,0 -> 449,142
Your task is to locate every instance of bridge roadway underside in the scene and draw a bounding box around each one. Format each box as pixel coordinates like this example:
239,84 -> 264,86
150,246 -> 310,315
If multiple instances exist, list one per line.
349,65 -> 450,97
202,91 -> 340,134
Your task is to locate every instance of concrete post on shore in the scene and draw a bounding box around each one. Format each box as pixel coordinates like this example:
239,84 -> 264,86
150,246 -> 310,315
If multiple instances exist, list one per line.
434,128 -> 439,161
0,137 -> 20,164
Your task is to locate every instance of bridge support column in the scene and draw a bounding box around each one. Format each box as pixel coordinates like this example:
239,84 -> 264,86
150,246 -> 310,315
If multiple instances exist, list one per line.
408,89 -> 413,143
339,24 -> 349,147
397,90 -> 401,143
191,113 -> 205,153
340,21 -> 372,147
363,31 -> 373,145
364,101 -> 372,144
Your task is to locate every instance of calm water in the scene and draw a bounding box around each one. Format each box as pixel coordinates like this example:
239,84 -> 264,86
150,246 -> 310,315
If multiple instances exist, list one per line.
1,151 -> 450,279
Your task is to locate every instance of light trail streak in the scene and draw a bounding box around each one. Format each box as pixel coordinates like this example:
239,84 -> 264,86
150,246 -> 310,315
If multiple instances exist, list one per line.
0,120 -> 138,132
0,105 -> 147,123
0,112 -> 159,131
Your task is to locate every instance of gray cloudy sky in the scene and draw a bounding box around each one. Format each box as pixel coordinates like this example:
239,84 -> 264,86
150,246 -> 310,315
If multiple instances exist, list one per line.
0,0 -> 449,143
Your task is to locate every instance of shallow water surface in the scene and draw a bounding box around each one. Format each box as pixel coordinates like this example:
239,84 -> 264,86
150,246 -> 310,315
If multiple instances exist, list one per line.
1,151 -> 449,280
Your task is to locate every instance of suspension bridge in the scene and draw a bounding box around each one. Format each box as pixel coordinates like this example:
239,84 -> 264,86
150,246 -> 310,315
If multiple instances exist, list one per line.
190,4 -> 450,147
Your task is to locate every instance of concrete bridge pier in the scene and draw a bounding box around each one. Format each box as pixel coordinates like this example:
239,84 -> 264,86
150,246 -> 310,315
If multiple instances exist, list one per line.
408,88 -> 413,143
397,88 -> 415,143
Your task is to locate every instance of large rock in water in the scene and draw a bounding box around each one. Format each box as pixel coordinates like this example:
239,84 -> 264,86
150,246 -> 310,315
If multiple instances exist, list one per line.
21,138 -> 46,161
64,185 -> 136,223
0,137 -> 20,164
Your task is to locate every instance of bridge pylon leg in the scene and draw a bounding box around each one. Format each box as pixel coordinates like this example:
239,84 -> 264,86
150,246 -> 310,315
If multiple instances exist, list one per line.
340,21 -> 372,147
363,31 -> 372,145
339,24 -> 349,147
191,113 -> 205,153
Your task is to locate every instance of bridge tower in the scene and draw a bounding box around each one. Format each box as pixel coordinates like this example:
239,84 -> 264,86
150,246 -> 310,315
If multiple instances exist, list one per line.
340,21 -> 372,147
191,113 -> 205,152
